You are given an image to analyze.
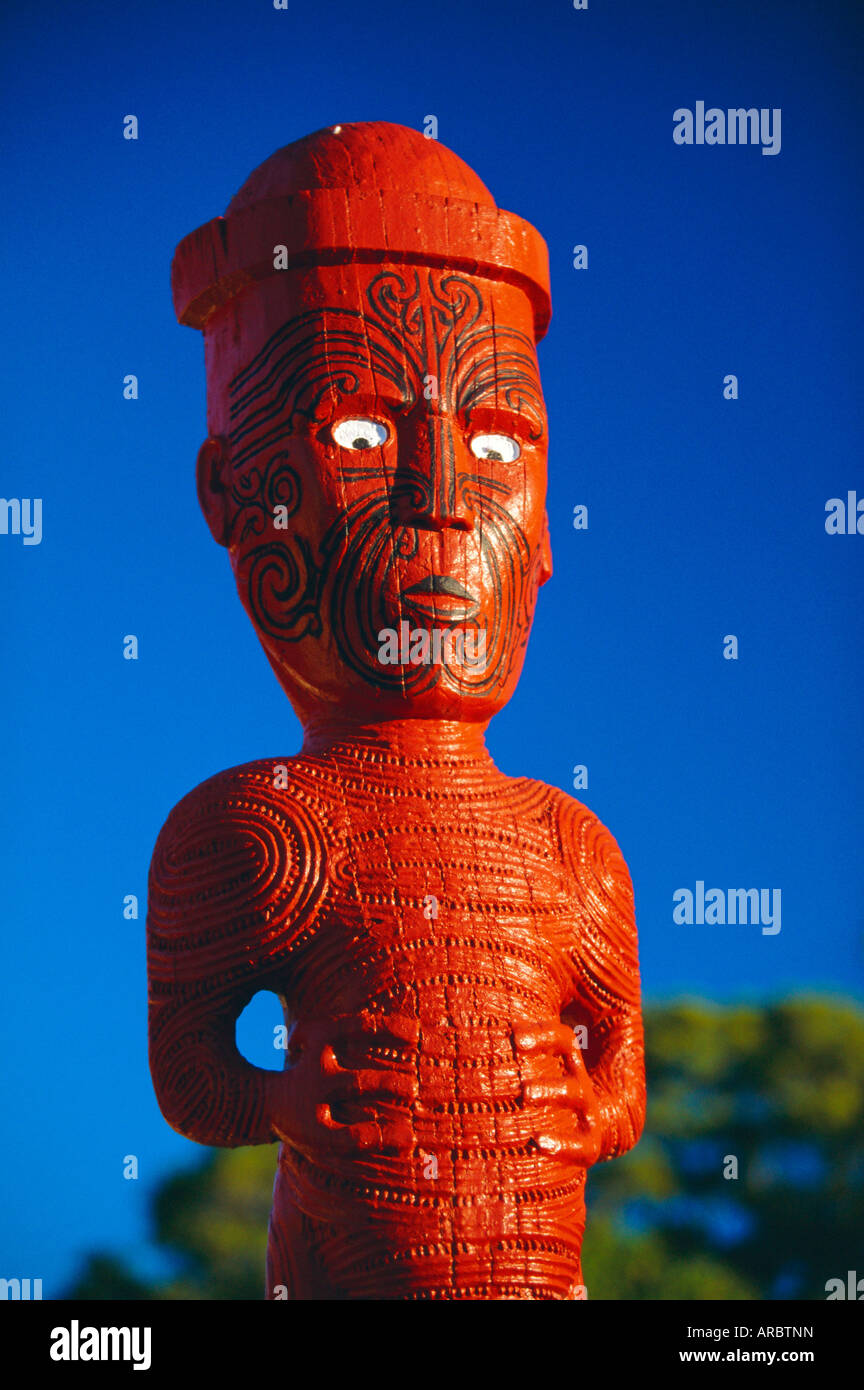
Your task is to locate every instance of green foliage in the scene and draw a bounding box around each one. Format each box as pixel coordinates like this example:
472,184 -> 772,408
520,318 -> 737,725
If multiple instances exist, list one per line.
582,1219 -> 757,1300
65,995 -> 864,1300
64,1254 -> 154,1302
583,994 -> 864,1299
69,1147 -> 277,1301
150,1146 -> 275,1299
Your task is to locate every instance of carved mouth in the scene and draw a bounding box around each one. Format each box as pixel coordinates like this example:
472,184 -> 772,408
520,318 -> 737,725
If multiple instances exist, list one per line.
403,576 -> 475,600
401,574 -> 480,623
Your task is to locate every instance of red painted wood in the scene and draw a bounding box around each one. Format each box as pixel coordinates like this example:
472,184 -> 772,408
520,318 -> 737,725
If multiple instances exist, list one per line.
149,121 -> 645,1300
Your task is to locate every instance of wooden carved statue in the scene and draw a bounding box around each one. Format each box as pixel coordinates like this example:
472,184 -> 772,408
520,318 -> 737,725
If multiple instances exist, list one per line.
148,121 -> 646,1300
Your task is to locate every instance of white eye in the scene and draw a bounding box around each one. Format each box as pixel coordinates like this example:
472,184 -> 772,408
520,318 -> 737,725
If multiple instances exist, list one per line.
332,418 -> 388,450
469,433 -> 520,463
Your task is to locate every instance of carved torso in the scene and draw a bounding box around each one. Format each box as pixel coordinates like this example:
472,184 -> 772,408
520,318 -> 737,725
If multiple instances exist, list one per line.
148,745 -> 642,1300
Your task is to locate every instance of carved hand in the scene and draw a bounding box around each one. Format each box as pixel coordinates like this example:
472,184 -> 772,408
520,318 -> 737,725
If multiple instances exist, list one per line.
268,1013 -> 420,1159
514,1020 -> 603,1165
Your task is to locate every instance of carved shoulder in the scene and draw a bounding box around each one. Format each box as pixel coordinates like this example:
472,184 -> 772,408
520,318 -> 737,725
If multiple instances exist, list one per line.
147,760 -> 328,995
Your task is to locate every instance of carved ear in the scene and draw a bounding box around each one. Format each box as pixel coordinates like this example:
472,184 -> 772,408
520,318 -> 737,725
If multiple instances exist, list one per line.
539,510 -> 553,586
196,437 -> 231,547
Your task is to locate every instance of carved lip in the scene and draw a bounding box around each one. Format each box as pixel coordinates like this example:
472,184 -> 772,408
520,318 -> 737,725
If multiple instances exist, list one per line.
402,575 -> 475,600
401,574 -> 480,622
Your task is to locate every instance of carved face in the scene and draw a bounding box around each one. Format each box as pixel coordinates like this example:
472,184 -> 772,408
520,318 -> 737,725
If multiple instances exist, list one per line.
199,263 -> 552,726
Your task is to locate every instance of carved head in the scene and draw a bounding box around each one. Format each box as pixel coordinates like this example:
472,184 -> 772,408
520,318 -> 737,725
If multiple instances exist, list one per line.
173,122 -> 552,729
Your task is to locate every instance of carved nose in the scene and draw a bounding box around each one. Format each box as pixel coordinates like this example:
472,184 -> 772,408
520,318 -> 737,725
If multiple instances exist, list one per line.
399,414 -> 475,532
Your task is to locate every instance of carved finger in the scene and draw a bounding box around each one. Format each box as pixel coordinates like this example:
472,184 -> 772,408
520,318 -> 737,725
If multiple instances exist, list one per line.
319,1043 -> 343,1076
316,1106 -> 413,1155
523,1074 -> 595,1110
523,1077 -> 585,1107
534,1128 -> 601,1163
376,1117 -> 415,1154
513,1021 -> 574,1057
328,1067 -> 418,1102
315,1105 -> 379,1150
350,1011 -> 421,1047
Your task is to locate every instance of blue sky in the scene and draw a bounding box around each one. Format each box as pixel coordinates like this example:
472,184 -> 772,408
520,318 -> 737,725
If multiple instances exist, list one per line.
1,0 -> 862,1294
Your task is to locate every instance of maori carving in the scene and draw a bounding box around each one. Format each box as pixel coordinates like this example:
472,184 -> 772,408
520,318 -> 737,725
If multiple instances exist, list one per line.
150,120 -> 646,1300
224,268 -> 544,692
